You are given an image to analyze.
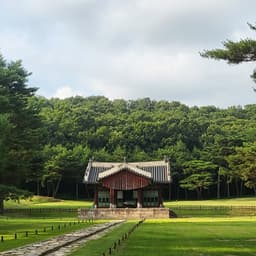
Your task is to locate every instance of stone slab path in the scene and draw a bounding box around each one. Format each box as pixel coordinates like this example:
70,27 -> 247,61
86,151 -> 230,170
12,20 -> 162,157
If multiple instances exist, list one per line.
0,221 -> 124,256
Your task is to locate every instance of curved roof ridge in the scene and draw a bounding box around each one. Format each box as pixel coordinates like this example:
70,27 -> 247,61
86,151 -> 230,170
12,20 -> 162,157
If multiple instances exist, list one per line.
98,163 -> 152,180
131,160 -> 168,167
91,162 -> 117,168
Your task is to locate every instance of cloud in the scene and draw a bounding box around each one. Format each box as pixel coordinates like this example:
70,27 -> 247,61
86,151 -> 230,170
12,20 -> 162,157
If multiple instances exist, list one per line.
53,86 -> 81,99
0,0 -> 256,107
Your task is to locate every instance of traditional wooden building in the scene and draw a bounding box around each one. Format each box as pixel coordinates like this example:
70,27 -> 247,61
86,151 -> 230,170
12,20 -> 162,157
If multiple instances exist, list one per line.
83,159 -> 171,208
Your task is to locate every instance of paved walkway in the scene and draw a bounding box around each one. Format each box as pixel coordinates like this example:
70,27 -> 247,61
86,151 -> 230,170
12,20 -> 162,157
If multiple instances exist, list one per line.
0,221 -> 124,256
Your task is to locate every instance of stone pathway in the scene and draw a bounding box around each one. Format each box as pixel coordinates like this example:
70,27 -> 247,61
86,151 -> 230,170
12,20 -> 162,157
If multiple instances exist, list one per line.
0,221 -> 124,256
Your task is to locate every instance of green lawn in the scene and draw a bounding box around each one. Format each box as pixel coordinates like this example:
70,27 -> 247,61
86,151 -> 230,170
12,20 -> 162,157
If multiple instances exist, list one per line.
165,197 -> 256,217
4,196 -> 256,218
4,196 -> 92,209
1,196 -> 256,255
69,221 -> 136,256
71,217 -> 256,256
0,217 -> 104,252
3,196 -> 93,218
164,196 -> 256,207
5,196 -> 256,210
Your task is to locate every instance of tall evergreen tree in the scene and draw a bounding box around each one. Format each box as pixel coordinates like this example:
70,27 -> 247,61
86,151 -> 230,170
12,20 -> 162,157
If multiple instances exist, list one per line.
200,23 -> 256,84
180,160 -> 217,199
0,54 -> 41,211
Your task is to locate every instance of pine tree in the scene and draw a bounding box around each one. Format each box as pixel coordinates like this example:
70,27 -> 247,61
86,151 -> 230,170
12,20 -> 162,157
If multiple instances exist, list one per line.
200,23 -> 256,84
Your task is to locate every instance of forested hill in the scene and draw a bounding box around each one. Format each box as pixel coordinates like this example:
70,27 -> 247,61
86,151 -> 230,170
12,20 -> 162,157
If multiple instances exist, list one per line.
34,96 -> 256,199
1,55 -> 256,201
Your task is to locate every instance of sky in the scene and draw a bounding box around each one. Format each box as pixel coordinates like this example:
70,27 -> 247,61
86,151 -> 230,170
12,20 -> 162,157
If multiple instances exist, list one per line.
0,0 -> 256,107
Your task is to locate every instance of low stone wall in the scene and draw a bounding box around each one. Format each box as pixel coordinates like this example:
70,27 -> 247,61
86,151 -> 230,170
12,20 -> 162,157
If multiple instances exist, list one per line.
78,208 -> 170,219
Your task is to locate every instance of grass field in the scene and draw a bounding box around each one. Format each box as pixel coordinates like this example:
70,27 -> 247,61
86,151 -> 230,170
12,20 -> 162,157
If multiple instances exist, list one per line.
165,197 -> 256,217
34,197 -> 256,208
4,196 -> 256,218
4,196 -> 92,209
1,197 -> 256,254
3,196 -> 93,217
5,196 -> 256,209
164,196 -> 256,207
0,217 -> 104,252
70,217 -> 256,256
69,221 -> 136,256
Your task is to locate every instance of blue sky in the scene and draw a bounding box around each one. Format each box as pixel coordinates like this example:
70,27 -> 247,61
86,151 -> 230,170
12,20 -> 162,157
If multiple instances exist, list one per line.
0,0 -> 256,107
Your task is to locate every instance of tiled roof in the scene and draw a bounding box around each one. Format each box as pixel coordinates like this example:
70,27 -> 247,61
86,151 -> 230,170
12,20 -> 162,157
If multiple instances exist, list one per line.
83,160 -> 171,184
98,163 -> 152,179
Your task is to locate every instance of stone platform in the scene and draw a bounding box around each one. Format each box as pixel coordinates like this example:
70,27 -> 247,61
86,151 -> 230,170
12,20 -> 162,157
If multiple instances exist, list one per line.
78,208 -> 170,219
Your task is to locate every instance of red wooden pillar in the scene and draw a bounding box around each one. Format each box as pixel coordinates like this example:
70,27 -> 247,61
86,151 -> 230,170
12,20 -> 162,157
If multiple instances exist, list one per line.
109,188 -> 116,208
159,187 -> 163,207
137,189 -> 142,208
93,186 -> 98,208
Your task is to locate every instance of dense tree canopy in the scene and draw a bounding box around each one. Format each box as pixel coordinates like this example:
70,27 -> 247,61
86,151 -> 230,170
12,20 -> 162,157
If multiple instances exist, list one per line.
34,96 -> 256,200
1,53 -> 256,205
180,160 -> 217,199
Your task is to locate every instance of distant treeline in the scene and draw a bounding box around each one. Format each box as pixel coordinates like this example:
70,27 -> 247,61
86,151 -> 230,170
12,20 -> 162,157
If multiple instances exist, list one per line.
35,96 -> 256,200
1,54 -> 256,200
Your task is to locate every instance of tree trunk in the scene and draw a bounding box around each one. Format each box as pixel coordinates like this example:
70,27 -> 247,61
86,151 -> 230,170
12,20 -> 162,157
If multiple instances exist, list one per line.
53,176 -> 62,198
227,177 -> 230,198
196,188 -> 200,200
46,182 -> 50,197
75,182 -> 79,200
0,197 -> 4,214
235,177 -> 240,197
240,180 -> 243,196
197,188 -> 202,200
85,184 -> 90,200
36,178 -> 40,196
184,189 -> 188,200
217,169 -> 220,199
177,185 -> 180,200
